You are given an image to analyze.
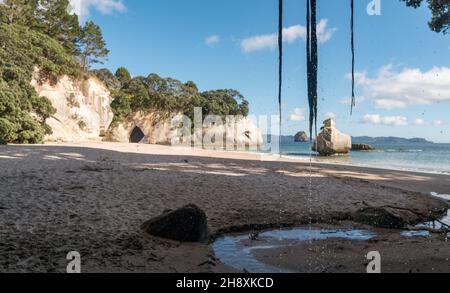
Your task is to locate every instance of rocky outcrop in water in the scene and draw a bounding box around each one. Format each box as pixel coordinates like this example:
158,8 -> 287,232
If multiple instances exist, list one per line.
141,204 -> 208,242
313,119 -> 352,156
294,131 -> 309,142
32,70 -> 114,142
352,144 -> 375,151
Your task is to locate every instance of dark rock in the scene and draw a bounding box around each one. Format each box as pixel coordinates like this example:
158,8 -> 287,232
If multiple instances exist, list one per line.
352,144 -> 375,151
141,204 -> 208,242
294,131 -> 309,142
353,207 -> 406,229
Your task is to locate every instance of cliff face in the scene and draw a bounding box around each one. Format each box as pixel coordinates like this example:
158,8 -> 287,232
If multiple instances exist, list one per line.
107,111 -> 263,147
33,71 -> 262,146
107,112 -> 183,145
32,71 -> 114,142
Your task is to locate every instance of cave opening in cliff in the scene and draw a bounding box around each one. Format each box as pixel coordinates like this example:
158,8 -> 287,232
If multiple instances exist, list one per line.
130,127 -> 146,143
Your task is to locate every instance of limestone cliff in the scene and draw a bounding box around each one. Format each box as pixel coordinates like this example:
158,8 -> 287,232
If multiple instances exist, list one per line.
32,71 -> 114,142
32,71 -> 262,146
107,111 -> 263,147
106,112 -> 182,145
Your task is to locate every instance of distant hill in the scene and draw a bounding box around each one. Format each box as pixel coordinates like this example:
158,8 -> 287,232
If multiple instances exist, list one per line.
352,136 -> 434,145
263,135 -> 435,145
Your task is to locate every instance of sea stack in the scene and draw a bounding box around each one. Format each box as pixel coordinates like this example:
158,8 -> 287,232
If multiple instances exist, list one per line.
294,131 -> 309,142
313,119 -> 352,156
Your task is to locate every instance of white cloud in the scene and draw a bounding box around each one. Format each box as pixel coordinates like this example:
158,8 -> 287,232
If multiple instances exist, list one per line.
241,19 -> 337,53
349,65 -> 450,110
433,120 -> 446,126
413,118 -> 426,126
323,112 -> 336,120
290,108 -> 306,122
205,35 -> 220,47
360,114 -> 408,126
339,96 -> 366,106
70,0 -> 126,21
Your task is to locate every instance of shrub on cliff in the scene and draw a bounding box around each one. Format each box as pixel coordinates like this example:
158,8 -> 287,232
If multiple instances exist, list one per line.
91,68 -> 121,90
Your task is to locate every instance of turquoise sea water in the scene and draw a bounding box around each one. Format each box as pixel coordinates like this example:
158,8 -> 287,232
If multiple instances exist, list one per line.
260,141 -> 450,175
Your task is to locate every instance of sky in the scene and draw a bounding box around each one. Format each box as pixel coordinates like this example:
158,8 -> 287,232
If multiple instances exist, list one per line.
73,0 -> 450,142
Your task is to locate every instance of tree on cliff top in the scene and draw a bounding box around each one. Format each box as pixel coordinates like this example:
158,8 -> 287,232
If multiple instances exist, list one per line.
37,0 -> 81,54
79,21 -> 109,70
0,0 -> 38,27
115,67 -> 132,85
102,68 -> 251,127
0,0 -> 83,54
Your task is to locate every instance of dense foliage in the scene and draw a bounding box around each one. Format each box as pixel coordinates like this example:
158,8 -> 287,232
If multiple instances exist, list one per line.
401,0 -> 449,34
0,23 -> 80,143
93,68 -> 250,126
0,0 -> 109,143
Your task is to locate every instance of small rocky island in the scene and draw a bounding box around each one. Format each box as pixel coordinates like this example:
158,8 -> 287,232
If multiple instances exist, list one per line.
294,131 -> 309,142
351,144 -> 375,151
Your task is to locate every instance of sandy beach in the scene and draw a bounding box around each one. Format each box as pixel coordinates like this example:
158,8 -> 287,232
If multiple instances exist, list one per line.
0,142 -> 449,273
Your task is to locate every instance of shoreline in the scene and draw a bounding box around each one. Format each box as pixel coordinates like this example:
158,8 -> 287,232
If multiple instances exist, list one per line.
21,141 -> 450,176
31,142 -> 450,194
0,142 -> 449,273
279,153 -> 450,176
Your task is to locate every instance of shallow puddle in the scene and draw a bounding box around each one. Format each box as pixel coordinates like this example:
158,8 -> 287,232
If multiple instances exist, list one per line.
213,193 -> 449,273
212,228 -> 376,273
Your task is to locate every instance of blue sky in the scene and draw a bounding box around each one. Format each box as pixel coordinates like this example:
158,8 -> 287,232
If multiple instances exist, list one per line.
79,0 -> 450,142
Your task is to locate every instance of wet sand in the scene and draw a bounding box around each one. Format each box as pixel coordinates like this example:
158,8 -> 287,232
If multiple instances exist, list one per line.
252,231 -> 450,273
0,142 -> 448,273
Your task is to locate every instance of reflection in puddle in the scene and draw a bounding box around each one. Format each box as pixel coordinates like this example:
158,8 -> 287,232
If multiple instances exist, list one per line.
213,228 -> 376,273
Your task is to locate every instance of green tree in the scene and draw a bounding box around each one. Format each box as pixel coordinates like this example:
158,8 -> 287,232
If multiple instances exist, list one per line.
110,91 -> 132,124
78,21 -> 109,69
37,0 -> 81,54
91,68 -> 121,90
115,67 -> 131,85
401,0 -> 449,34
0,23 -> 79,144
0,0 -> 39,27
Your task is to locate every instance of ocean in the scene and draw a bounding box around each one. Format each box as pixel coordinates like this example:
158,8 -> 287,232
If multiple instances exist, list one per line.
260,140 -> 450,175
